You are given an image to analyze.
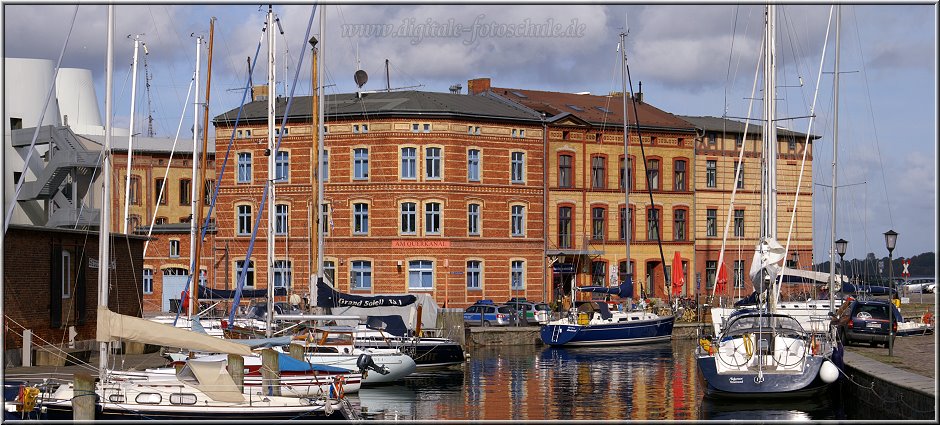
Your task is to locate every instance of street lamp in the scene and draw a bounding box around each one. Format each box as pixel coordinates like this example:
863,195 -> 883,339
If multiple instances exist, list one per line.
792,251 -> 800,269
835,239 -> 847,296
884,229 -> 898,356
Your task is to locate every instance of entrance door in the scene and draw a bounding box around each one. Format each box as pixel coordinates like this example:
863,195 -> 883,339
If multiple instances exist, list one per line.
162,268 -> 189,312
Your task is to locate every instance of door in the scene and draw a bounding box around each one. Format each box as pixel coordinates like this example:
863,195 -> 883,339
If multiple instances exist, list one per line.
162,268 -> 189,312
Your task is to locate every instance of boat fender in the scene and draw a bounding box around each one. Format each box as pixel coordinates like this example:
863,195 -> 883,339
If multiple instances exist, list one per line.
742,333 -> 754,359
324,399 -> 334,416
819,360 -> 839,383
698,338 -> 713,355
16,386 -> 40,413
922,312 -> 933,325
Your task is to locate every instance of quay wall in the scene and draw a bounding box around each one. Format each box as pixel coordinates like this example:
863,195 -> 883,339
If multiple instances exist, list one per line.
463,322 -> 705,347
841,351 -> 935,420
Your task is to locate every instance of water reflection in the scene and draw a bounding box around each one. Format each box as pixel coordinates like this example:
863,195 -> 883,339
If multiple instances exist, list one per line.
351,339 -> 849,420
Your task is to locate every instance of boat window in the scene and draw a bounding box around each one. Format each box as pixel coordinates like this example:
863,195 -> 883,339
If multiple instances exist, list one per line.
725,314 -> 804,335
169,393 -> 198,405
135,393 -> 162,404
108,394 -> 125,403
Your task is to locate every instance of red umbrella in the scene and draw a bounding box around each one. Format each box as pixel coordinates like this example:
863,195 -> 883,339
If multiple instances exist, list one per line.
671,251 -> 684,296
716,262 -> 729,294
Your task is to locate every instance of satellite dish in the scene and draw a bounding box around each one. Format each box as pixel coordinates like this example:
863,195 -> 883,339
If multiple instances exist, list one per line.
354,69 -> 368,88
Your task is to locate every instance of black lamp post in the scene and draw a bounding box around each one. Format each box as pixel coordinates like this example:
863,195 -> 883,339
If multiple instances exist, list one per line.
884,229 -> 898,356
835,239 -> 847,296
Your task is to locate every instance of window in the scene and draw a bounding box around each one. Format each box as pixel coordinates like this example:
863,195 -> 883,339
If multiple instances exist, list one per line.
674,160 -> 686,191
409,260 -> 434,289
788,139 -> 797,151
128,215 -> 141,231
353,148 -> 369,180
707,133 -> 716,145
511,205 -> 525,237
619,261 -> 632,284
155,217 -> 167,225
10,117 -> 23,130
733,260 -> 745,288
705,260 -> 717,289
646,159 -> 660,190
412,123 -> 419,133
400,202 -> 417,235
320,149 -> 329,182
155,178 -> 166,205
647,208 -> 660,241
735,134 -> 743,148
323,260 -> 336,285
674,209 -> 687,241
466,261 -> 482,290
236,129 -> 243,139
706,209 -> 717,237
734,163 -> 744,189
179,179 -> 191,205
619,157 -> 628,190
423,123 -> 431,133
425,202 -> 441,235
169,240 -> 180,258
143,269 -> 154,294
734,209 -> 745,237
401,147 -> 417,179
353,124 -> 360,134
362,124 -> 368,133
510,152 -> 524,183
321,203 -> 330,236
558,154 -> 572,188
273,260 -> 292,289
706,160 -> 717,188
275,204 -> 288,235
467,203 -> 480,236
592,207 -> 605,241
275,150 -> 289,182
353,203 -> 369,235
619,207 -> 632,241
512,129 -> 517,138
425,147 -> 442,179
591,156 -> 606,189
61,250 -> 72,299
237,152 -> 252,183
351,260 -> 372,289
235,260 -> 255,287
591,261 -> 606,286
467,149 -> 480,182
511,260 -> 524,290
237,205 -> 252,236
129,176 -> 141,205
203,179 -> 214,205
558,206 -> 572,249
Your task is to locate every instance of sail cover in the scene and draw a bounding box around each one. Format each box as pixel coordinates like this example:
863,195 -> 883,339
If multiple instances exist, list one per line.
316,279 -> 417,308
749,237 -> 787,292
179,360 -> 245,403
96,307 -> 252,356
577,278 -> 633,299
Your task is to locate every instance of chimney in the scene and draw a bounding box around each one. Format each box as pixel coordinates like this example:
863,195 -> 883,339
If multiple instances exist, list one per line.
636,81 -> 643,104
467,77 -> 491,95
251,85 -> 269,102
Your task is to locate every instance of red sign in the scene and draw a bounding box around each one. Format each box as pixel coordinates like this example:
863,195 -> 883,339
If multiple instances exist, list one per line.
391,240 -> 451,249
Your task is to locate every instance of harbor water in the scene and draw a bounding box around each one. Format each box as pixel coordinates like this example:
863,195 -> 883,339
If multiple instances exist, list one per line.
348,339 -> 871,420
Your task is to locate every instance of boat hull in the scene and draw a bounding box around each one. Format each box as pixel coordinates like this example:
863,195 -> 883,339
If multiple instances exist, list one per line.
540,316 -> 675,346
357,339 -> 466,368
696,353 -> 833,398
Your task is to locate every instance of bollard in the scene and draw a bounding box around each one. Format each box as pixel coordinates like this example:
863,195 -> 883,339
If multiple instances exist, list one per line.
260,348 -> 280,396
228,354 -> 245,393
289,343 -> 305,361
22,329 -> 32,367
73,373 -> 96,420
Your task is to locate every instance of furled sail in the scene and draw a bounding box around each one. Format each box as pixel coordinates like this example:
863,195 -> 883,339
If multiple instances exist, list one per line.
316,279 -> 417,308
96,307 -> 252,356
748,237 -> 787,293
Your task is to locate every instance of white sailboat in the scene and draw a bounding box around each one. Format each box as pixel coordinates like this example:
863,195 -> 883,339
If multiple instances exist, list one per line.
695,4 -> 842,398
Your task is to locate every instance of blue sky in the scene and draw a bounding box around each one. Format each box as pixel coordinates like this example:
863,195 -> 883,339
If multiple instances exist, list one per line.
3,3 -> 936,261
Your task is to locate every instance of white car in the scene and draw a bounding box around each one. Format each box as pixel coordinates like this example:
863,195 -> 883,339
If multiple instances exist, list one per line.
903,278 -> 935,294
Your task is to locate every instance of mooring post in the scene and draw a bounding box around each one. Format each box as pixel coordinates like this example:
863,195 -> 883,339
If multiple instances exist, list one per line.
73,373 -> 96,420
289,342 -> 305,361
228,354 -> 245,393
260,348 -> 280,396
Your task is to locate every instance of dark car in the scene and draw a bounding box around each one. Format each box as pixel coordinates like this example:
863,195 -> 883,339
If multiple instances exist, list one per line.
830,299 -> 901,347
840,282 -> 898,297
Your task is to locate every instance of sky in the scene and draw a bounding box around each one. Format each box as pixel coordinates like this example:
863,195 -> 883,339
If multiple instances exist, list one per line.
3,2 -> 937,263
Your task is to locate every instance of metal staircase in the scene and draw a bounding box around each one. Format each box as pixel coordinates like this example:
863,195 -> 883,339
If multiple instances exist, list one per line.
11,125 -> 101,228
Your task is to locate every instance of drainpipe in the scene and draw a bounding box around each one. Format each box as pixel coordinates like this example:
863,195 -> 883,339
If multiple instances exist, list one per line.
541,116 -> 548,303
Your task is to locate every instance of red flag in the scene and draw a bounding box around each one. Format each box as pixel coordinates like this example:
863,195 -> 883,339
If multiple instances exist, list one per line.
716,262 -> 729,294
671,251 -> 684,296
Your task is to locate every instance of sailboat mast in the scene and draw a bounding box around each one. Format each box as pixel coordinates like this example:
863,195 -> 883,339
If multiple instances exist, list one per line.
123,34 -> 141,234
266,6 -> 276,338
829,6 -> 841,313
193,18 -> 216,317
98,4 -> 114,382
316,7 -> 326,283
620,31 -> 632,289
188,35 -> 201,318
309,34 -> 319,288
762,5 -> 778,242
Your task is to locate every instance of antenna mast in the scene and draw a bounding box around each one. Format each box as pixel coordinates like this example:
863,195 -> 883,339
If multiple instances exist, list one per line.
143,43 -> 154,137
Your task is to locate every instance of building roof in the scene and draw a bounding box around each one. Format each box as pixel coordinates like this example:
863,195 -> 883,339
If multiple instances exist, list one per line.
213,90 -> 543,125
77,134 -> 215,154
490,86 -> 696,132
678,115 -> 818,140
7,223 -> 149,240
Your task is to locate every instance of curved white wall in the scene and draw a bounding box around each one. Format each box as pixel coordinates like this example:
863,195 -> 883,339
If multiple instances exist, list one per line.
56,67 -> 103,133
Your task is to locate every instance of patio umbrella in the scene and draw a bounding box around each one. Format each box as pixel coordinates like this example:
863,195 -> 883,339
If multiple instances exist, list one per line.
671,251 -> 684,296
716,262 -> 729,294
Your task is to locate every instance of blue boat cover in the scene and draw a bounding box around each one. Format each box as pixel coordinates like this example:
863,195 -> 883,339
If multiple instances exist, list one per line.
578,277 -> 633,299
365,315 -> 410,337
276,353 -> 351,373
232,336 -> 293,348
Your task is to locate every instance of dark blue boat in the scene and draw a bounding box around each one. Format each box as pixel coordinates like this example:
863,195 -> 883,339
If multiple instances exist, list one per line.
540,300 -> 675,347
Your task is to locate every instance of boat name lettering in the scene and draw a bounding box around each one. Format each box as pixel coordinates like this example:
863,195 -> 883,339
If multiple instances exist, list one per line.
728,377 -> 744,384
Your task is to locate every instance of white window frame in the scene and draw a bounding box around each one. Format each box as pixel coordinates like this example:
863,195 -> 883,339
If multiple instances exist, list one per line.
169,240 -> 180,258
466,260 -> 482,290
237,205 -> 252,236
274,150 -> 289,182
425,147 -> 442,180
511,205 -> 525,237
511,151 -> 525,183
401,147 -> 417,179
275,204 -> 288,235
510,260 -> 525,290
237,152 -> 252,183
424,202 -> 441,235
235,260 -> 255,287
467,149 -> 480,182
353,203 -> 369,235
467,203 -> 480,236
353,148 -> 369,180
351,260 -> 372,289
61,250 -> 72,299
400,202 -> 417,235
273,260 -> 292,289
408,260 -> 434,290
143,268 -> 154,294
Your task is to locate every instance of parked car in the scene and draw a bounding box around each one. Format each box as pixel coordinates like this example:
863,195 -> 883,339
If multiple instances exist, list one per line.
840,282 -> 898,297
902,278 -> 936,294
830,299 -> 901,347
464,300 -> 515,327
503,300 -> 540,325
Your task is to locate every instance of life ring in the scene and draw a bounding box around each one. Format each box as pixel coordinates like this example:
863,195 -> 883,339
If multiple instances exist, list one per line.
331,375 -> 345,399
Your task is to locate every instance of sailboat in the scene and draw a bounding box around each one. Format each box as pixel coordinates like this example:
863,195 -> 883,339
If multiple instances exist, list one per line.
695,5 -> 842,398
13,8 -> 353,420
539,31 -> 675,347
